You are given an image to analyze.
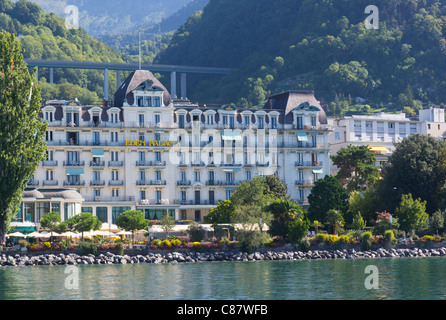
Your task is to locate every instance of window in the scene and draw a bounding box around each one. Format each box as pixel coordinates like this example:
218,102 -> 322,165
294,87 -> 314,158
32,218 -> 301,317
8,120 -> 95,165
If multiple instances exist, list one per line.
388,122 -> 395,129
271,117 -> 277,129
195,191 -> 200,204
93,132 -> 100,145
153,97 -> 161,107
138,151 -> 145,163
111,132 -> 118,142
45,131 -> 53,141
222,116 -> 228,126
225,190 -> 232,200
93,170 -> 101,182
93,189 -> 101,198
194,171 -> 200,182
178,115 -> 185,128
136,96 -> 143,107
46,170 -> 53,181
298,190 -> 304,201
24,202 -> 35,222
139,170 -> 146,182
144,96 -> 152,107
64,203 -> 75,221
226,172 -> 234,183
139,114 -> 145,127
155,171 -> 162,181
46,150 -> 54,161
208,171 -> 214,183
181,210 -> 187,220
97,207 -> 108,223
311,116 -> 317,126
67,151 -> 79,164
154,114 -> 160,125
139,190 -> 146,201
209,190 -> 215,205
155,151 -> 161,162
51,202 -> 60,213
246,170 -> 251,180
156,190 -> 162,203
112,170 -> 119,180
111,207 -> 130,224
111,113 -> 119,123
45,111 -> 54,122
244,115 -> 250,127
112,188 -> 119,197
257,116 -> 264,129
207,115 -> 214,125
155,133 -> 160,141
181,171 -> 186,182
296,116 -> 303,129
229,116 -> 235,129
180,190 -> 187,202
335,132 -> 340,140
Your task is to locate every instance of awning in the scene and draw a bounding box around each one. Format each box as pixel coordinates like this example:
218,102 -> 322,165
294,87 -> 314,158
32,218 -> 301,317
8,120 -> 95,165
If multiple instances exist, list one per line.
312,168 -> 323,174
297,132 -> 308,141
154,129 -> 164,133
92,148 -> 104,157
222,131 -> 242,141
66,168 -> 85,175
223,168 -> 241,172
368,146 -> 389,154
92,168 -> 104,171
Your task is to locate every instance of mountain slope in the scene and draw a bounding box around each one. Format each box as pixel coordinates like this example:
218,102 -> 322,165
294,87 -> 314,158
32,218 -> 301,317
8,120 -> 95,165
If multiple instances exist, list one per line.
155,0 -> 446,110
2,0 -> 126,102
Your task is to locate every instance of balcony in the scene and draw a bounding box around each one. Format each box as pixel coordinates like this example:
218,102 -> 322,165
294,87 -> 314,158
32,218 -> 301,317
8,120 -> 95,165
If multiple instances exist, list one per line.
42,160 -> 58,166
173,200 -> 214,205
63,161 -> 85,167
136,180 -> 167,186
295,180 -> 315,187
108,180 -> 124,186
63,180 -> 86,186
177,180 -> 192,186
42,180 -> 58,186
256,162 -> 270,167
190,161 -> 206,167
108,161 -> 124,167
27,180 -> 39,186
295,161 -> 323,167
139,199 -> 171,205
90,180 -> 106,186
90,161 -> 105,167
135,161 -> 166,167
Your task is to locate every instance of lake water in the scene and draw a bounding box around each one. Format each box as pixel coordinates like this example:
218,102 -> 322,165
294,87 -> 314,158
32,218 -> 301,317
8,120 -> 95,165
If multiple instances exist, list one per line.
1,257 -> 445,300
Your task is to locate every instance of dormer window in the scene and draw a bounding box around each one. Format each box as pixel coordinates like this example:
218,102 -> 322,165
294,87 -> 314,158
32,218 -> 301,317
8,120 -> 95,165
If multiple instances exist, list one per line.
153,97 -> 161,107
144,96 -> 152,107
257,116 -> 264,129
207,115 -> 214,125
136,96 -> 144,107
44,111 -> 54,122
110,113 -> 119,123
271,116 -> 277,129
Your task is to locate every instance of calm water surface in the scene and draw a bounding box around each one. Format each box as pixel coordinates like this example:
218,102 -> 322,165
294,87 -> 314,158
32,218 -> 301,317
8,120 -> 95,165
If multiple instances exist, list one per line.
1,257 -> 445,300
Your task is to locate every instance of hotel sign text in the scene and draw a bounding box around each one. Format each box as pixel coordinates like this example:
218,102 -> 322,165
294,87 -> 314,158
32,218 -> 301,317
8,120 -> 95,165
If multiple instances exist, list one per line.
125,140 -> 177,147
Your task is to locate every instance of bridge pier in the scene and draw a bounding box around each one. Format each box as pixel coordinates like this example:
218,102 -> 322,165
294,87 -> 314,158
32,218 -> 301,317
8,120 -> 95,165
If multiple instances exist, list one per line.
116,70 -> 121,90
104,68 -> 109,100
49,67 -> 54,84
35,66 -> 38,80
171,71 -> 177,99
181,73 -> 186,99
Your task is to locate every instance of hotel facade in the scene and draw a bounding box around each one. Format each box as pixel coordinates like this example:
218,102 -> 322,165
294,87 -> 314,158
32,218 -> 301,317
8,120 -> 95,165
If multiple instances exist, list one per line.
15,70 -> 331,230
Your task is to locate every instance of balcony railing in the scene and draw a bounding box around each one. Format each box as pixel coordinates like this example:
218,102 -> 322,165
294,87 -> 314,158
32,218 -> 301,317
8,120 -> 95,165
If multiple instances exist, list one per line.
90,180 -> 106,186
90,161 -> 105,167
135,161 -> 166,167
63,161 -> 85,167
27,180 -> 39,186
63,180 -> 85,186
108,180 -> 124,186
136,180 -> 167,186
42,160 -> 58,166
295,180 -> 315,186
43,180 -> 58,186
177,180 -> 192,186
295,161 -> 323,167
108,161 -> 123,167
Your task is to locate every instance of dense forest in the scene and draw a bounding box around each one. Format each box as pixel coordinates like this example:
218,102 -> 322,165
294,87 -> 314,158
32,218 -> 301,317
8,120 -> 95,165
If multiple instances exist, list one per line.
1,0 -> 127,103
155,0 -> 446,114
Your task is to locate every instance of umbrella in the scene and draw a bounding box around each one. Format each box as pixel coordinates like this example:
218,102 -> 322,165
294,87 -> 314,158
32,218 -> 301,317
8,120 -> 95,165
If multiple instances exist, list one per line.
91,230 -> 111,236
61,231 -> 80,238
116,230 -> 132,235
8,232 -> 26,238
148,226 -> 163,233
40,231 -> 62,237
27,232 -> 46,238
100,223 -> 121,232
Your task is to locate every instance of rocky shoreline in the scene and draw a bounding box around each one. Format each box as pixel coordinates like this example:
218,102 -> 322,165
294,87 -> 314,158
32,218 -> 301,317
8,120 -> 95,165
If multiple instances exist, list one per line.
1,246 -> 446,267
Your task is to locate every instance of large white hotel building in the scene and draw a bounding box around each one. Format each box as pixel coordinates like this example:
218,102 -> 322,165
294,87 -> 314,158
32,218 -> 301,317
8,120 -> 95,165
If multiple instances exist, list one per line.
14,70 -> 331,230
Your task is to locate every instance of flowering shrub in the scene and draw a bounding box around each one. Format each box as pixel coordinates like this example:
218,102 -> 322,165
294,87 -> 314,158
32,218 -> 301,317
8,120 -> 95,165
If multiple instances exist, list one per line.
51,244 -> 61,251
337,234 -> 351,244
372,235 -> 384,244
161,239 -> 172,249
28,244 -> 45,252
171,239 -> 182,247
44,242 -> 51,249
325,234 -> 338,245
192,242 -> 202,250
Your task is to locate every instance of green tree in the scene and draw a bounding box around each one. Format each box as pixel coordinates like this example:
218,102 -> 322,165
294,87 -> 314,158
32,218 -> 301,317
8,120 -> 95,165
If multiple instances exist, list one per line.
263,175 -> 289,200
115,210 -> 149,246
267,199 -> 304,242
325,209 -> 345,235
429,209 -> 445,235
187,222 -> 205,242
331,145 -> 380,192
68,212 -> 102,241
395,194 -> 428,234
312,220 -> 324,234
160,213 -> 175,239
351,212 -> 366,230
349,188 -> 380,225
0,31 -> 47,246
307,175 -> 349,223
203,200 -> 234,224
40,211 -> 61,242
377,134 -> 446,213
